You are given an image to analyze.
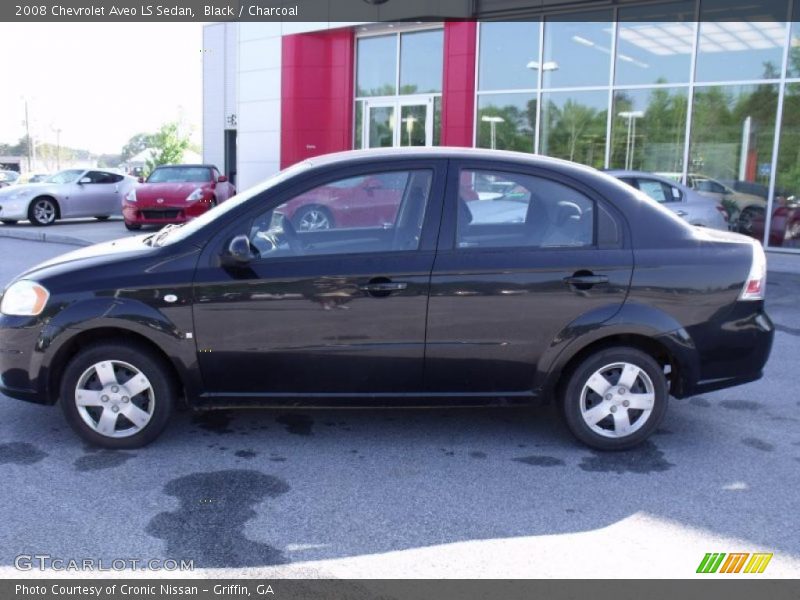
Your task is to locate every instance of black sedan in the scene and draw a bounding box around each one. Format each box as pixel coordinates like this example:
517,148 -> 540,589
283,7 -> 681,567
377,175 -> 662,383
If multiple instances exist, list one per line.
0,148 -> 773,450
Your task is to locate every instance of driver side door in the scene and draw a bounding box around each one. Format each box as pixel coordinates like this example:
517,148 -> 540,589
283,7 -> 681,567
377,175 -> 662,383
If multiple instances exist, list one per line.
191,160 -> 447,403
64,171 -> 119,218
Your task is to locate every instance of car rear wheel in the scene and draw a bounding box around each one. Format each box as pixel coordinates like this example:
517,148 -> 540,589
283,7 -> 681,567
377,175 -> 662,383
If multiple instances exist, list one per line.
294,205 -> 333,231
561,347 -> 668,450
28,198 -> 57,226
1,219 -> 17,225
124,221 -> 142,231
59,342 -> 176,449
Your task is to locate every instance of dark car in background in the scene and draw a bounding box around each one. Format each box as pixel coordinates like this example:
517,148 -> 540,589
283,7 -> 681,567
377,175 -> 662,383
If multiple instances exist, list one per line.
123,164 -> 236,230
0,148 -> 773,451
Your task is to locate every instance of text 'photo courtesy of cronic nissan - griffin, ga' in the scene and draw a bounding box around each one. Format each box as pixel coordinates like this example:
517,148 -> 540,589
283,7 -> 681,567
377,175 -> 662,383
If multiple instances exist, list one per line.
0,148 -> 773,451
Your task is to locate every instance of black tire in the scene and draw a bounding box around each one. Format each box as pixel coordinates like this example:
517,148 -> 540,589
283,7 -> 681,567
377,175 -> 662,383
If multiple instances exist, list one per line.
59,342 -> 176,449
124,221 -> 142,231
737,206 -> 764,236
293,205 -> 334,232
1,219 -> 17,225
94,215 -> 110,221
561,346 -> 668,451
27,197 -> 58,226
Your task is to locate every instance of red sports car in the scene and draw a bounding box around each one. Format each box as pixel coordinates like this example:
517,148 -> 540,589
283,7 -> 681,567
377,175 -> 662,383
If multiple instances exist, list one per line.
123,164 -> 236,230
280,173 -> 406,231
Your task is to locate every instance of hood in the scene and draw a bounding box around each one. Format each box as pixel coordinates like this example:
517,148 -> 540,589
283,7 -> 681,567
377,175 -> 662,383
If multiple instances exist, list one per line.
14,235 -> 155,283
137,182 -> 211,202
0,181 -> 52,197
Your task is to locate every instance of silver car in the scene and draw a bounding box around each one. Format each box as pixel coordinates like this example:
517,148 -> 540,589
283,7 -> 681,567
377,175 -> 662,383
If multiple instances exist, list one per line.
0,169 -> 137,226
607,170 -> 729,230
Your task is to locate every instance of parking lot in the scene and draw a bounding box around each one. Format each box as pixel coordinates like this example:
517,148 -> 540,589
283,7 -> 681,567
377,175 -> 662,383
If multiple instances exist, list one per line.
0,232 -> 799,578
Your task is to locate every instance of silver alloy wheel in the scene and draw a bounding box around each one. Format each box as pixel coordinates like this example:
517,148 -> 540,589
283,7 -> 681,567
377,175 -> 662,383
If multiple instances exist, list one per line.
579,361 -> 655,439
297,208 -> 331,231
74,360 -> 155,438
33,199 -> 56,224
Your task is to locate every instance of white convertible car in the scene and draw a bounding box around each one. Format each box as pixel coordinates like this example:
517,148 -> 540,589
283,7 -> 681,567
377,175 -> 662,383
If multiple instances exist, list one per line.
0,169 -> 137,226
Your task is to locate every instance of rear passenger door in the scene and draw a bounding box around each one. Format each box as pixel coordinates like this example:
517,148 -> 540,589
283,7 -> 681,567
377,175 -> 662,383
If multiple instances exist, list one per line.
424,162 -> 634,394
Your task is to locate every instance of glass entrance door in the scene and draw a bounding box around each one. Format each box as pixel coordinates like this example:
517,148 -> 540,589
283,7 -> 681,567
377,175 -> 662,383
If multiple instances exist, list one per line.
365,96 -> 434,148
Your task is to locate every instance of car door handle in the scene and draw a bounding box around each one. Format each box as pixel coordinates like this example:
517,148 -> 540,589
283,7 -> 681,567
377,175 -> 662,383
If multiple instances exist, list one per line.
563,273 -> 609,286
358,279 -> 408,297
358,281 -> 408,292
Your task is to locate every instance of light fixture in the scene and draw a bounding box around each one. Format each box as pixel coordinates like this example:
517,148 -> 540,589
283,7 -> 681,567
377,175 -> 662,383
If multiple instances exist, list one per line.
526,60 -> 559,71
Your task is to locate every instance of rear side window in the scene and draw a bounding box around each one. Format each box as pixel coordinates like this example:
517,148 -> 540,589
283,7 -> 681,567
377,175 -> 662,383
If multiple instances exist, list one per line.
456,169 -> 595,249
635,178 -> 681,204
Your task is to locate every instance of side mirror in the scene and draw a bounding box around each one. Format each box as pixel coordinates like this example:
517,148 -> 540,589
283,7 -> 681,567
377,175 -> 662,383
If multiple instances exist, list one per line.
78,177 -> 91,185
217,175 -> 228,183
138,177 -> 145,184
222,234 -> 253,266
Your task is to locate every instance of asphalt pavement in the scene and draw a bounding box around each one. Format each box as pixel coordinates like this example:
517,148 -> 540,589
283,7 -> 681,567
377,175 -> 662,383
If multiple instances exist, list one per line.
0,236 -> 798,579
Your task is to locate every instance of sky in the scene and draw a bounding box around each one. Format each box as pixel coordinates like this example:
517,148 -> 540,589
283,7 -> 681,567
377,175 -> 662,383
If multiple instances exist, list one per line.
0,22 -> 204,155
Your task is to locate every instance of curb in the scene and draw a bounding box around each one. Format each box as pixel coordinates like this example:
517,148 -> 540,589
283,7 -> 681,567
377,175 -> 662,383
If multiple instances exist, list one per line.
0,228 -> 92,247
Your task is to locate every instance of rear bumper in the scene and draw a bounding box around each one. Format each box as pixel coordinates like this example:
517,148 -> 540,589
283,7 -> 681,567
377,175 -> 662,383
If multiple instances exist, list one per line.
671,306 -> 774,398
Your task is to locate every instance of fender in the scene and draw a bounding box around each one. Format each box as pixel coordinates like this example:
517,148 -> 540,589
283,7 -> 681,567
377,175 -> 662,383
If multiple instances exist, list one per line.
31,297 -> 201,404
534,301 -> 700,400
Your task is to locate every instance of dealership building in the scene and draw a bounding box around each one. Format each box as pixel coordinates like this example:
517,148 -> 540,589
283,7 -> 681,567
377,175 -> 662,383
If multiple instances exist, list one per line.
203,0 -> 800,250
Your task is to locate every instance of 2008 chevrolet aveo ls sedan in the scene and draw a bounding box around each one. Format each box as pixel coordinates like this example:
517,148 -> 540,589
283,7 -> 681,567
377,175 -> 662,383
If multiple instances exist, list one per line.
0,148 -> 774,450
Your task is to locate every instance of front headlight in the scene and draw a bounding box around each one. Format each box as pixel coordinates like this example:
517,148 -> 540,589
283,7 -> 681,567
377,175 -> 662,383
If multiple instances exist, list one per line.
186,188 -> 204,202
0,280 -> 50,316
125,189 -> 137,203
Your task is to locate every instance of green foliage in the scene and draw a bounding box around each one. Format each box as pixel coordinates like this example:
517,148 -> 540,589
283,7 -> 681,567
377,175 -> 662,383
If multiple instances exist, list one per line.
144,122 -> 191,176
121,133 -> 153,162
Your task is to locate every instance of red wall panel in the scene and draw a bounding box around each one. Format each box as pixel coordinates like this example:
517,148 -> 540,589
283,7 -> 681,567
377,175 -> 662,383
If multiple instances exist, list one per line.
441,21 -> 477,147
281,29 -> 355,168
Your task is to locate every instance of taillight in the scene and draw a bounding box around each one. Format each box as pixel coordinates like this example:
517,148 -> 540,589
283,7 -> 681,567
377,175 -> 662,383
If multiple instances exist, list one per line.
739,241 -> 767,301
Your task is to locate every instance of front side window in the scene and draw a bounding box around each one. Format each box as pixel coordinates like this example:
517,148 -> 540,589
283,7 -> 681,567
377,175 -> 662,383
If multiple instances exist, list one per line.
248,170 -> 433,259
46,169 -> 84,184
456,169 -> 595,249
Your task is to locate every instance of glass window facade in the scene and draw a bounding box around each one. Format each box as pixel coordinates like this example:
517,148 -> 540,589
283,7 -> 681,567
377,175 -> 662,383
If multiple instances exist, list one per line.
472,0 -> 800,250
355,28 -> 444,150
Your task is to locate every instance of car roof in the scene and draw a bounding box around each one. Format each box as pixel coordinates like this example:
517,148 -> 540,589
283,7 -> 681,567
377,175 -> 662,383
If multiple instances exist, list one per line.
155,164 -> 218,169
304,147 -> 601,175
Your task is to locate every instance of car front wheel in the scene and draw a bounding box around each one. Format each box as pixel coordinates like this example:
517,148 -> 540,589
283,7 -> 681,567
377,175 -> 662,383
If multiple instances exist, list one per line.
59,342 -> 175,448
28,198 -> 57,226
124,221 -> 142,231
561,347 -> 668,450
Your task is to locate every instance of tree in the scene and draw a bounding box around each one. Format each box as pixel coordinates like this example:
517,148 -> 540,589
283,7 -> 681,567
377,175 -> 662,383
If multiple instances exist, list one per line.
145,122 -> 191,175
121,133 -> 153,162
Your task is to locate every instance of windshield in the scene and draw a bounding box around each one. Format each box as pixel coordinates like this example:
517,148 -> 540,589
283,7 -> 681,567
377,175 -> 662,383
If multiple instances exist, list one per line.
147,166 -> 212,183
0,171 -> 19,183
45,169 -> 84,184
156,160 -> 314,247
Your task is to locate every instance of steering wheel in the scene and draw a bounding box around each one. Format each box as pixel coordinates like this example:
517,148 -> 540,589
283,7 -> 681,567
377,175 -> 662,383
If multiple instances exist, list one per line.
281,216 -> 305,255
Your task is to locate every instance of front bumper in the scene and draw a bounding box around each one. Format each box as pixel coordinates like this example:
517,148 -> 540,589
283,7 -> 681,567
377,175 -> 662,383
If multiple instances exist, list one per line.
0,314 -> 50,404
0,198 -> 30,220
123,200 -> 212,225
